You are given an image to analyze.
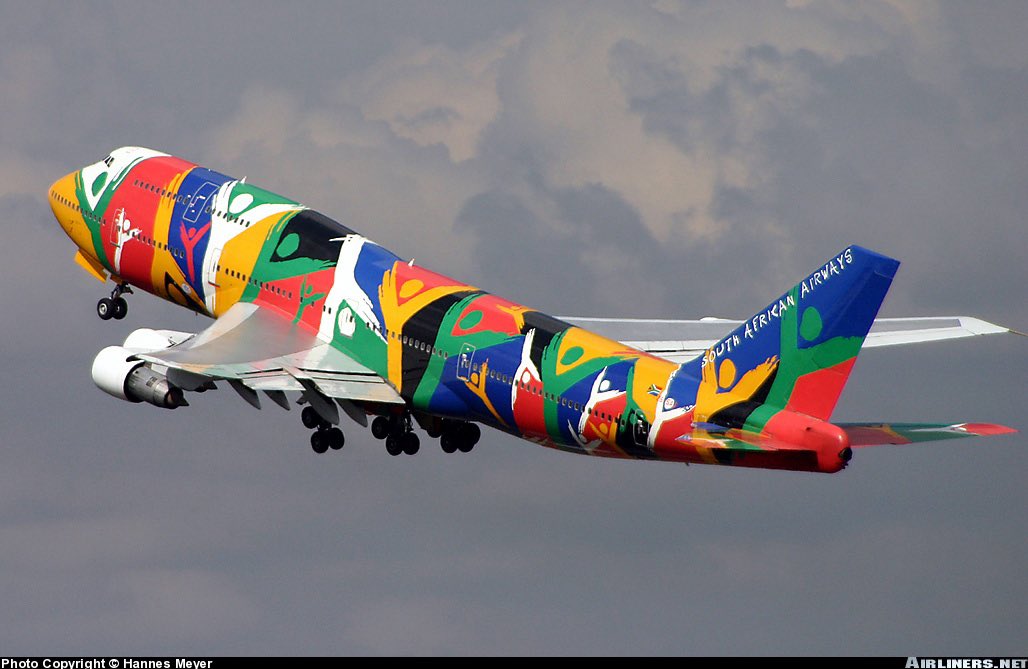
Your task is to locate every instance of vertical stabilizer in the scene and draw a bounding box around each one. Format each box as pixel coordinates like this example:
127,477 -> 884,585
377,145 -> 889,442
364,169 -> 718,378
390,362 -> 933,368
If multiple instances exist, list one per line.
683,246 -> 900,431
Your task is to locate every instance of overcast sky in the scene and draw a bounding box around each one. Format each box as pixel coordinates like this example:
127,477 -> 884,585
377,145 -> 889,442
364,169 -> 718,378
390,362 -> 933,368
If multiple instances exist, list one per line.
1,0 -> 1025,656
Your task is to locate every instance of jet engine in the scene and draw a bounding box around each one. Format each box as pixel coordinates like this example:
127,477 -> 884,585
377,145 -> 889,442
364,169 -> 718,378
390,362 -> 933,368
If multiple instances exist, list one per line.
91,329 -> 192,409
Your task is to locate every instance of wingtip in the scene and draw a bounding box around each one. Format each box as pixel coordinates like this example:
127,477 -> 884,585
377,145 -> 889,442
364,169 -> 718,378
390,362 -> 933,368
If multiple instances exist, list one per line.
956,422 -> 1017,436
956,316 -> 1013,336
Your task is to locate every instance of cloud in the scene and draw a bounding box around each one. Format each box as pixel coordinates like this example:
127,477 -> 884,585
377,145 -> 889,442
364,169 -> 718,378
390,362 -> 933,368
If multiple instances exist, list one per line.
344,33 -> 523,162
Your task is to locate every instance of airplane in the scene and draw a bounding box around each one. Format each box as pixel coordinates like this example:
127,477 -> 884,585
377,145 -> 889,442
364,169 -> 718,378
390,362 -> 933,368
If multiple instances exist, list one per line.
47,146 -> 1018,473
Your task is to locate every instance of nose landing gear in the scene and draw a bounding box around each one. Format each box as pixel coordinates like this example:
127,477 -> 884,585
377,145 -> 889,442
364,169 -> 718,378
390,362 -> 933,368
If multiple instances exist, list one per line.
97,283 -> 132,321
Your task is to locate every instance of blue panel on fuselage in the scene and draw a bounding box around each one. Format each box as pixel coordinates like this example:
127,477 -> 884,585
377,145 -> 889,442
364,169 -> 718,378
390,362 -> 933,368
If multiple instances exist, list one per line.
552,372 -> 601,443
664,363 -> 701,412
168,168 -> 234,303
353,241 -> 400,329
474,338 -> 525,428
430,336 -> 523,428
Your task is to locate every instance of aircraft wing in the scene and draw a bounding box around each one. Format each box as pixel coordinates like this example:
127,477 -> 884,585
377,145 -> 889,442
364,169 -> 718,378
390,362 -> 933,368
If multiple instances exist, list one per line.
133,302 -> 404,409
563,316 -> 1013,363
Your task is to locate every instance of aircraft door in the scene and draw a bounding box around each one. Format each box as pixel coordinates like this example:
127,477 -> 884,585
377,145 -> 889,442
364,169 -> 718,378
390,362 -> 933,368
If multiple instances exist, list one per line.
456,343 -> 476,382
206,246 -> 222,288
108,208 -> 125,247
628,408 -> 651,447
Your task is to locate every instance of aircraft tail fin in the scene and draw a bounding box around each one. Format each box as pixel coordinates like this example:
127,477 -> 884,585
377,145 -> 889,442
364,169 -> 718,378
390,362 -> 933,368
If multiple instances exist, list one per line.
684,246 -> 900,430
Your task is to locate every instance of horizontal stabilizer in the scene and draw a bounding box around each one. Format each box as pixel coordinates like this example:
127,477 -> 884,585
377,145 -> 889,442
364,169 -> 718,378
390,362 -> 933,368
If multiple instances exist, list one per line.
839,422 -> 1017,447
562,316 -> 1014,364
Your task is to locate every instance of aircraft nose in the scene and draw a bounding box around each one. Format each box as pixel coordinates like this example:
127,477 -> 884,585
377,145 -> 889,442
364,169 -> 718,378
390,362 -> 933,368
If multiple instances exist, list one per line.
48,172 -> 78,235
48,172 -> 75,219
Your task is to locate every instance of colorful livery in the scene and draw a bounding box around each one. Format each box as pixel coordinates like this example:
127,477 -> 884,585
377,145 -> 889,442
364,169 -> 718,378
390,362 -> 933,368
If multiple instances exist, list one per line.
49,147 -> 1016,473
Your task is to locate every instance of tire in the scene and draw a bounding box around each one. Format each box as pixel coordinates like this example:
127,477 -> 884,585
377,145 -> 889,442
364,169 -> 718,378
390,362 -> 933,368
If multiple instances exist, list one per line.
385,435 -> 402,456
327,427 -> 345,450
401,432 -> 420,455
440,433 -> 457,453
462,422 -> 481,446
371,416 -> 391,440
112,297 -> 128,320
457,438 -> 475,453
310,431 -> 329,454
301,406 -> 321,429
97,298 -> 114,320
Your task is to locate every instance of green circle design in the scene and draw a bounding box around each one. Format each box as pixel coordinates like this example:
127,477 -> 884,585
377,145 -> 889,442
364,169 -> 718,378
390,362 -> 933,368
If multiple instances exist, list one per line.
277,233 -> 300,258
561,346 -> 584,366
91,172 -> 107,197
458,310 -> 483,330
800,306 -> 823,342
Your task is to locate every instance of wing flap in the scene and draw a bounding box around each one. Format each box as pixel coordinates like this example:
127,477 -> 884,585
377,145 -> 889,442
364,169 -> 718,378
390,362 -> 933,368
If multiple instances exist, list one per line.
135,302 -> 404,404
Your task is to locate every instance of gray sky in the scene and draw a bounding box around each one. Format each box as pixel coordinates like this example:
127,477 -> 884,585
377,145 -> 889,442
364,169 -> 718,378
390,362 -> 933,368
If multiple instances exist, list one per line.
2,0 -> 1025,655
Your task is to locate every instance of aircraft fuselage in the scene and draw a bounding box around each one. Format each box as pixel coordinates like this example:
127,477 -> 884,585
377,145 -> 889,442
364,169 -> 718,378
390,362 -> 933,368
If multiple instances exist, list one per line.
50,146 -> 876,472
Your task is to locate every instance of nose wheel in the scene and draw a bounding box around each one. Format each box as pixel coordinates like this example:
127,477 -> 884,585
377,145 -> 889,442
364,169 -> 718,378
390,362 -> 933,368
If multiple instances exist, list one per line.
97,283 -> 132,321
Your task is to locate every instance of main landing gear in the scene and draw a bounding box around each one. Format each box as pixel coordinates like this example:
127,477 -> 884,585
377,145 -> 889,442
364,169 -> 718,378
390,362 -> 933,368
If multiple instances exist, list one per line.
97,283 -> 132,321
439,419 -> 480,454
300,404 -> 482,458
369,415 -> 480,456
302,405 -> 344,454
371,415 -> 421,456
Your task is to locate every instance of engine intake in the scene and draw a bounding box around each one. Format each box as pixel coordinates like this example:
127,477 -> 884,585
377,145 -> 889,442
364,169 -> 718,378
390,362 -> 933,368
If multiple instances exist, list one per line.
91,346 -> 188,409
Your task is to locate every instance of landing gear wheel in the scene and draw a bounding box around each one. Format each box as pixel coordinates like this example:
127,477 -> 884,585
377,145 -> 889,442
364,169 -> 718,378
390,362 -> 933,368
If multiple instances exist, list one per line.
301,406 -> 322,430
112,297 -> 128,320
457,422 -> 480,453
97,298 -> 114,321
401,432 -> 420,455
326,427 -> 345,450
385,435 -> 402,456
440,433 -> 458,454
310,430 -> 330,454
371,416 -> 391,440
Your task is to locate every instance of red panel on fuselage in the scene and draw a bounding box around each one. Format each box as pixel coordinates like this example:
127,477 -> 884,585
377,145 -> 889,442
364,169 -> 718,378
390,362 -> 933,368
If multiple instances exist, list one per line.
292,268 -> 335,331
512,367 -> 547,438
453,293 -> 527,336
104,156 -> 197,293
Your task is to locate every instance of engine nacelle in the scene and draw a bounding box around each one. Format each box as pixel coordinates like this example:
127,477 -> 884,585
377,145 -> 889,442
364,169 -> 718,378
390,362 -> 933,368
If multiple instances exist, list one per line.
122,328 -> 192,351
91,346 -> 188,409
